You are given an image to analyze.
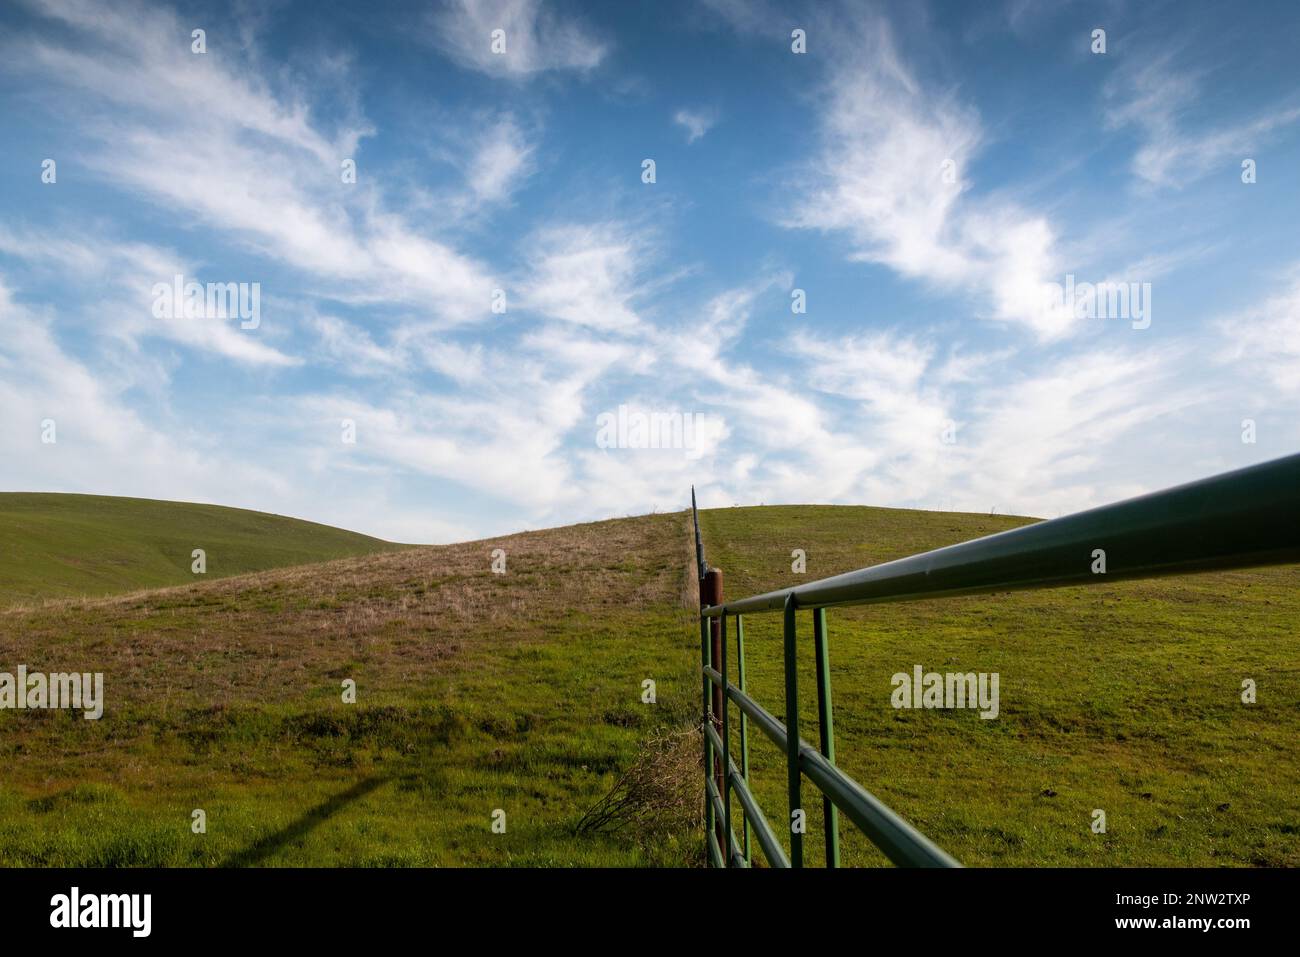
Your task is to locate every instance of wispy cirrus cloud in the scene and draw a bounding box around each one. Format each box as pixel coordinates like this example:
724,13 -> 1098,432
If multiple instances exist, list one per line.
427,0 -> 609,77
0,278 -> 295,502
782,327 -> 1201,518
1105,53 -> 1300,190
0,227 -> 300,367
464,114 -> 537,204
7,0 -> 498,333
1,0 -> 1295,544
697,0 -> 787,38
1214,268 -> 1300,396
520,223 -> 649,332
674,107 -> 718,144
782,12 -> 1072,340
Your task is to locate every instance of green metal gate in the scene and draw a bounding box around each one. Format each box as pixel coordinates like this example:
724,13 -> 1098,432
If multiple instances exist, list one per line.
693,452 -> 1300,868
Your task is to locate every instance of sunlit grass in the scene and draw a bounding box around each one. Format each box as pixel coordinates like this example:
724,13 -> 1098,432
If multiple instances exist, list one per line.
700,504 -> 1300,867
0,511 -> 702,866
3,500 -> 1295,867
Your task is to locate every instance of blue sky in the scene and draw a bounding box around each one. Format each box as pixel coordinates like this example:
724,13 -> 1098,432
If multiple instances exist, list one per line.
1,0 -> 1298,542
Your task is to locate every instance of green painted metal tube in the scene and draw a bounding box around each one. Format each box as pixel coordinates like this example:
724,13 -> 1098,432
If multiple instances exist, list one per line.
702,720 -> 723,758
730,771 -> 789,868
720,612 -> 732,865
705,666 -> 957,867
696,454 -> 1300,868
736,614 -> 752,864
704,770 -> 745,863
729,767 -> 788,866
813,607 -> 840,867
782,595 -> 803,868
798,744 -> 958,868
706,774 -> 726,830
706,666 -> 779,741
703,453 -> 1300,617
707,829 -> 724,869
704,722 -> 788,868
700,615 -> 714,863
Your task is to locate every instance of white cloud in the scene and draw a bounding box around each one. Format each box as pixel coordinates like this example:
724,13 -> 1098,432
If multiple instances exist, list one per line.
3,0 -> 1290,547
1105,54 -> 1300,190
308,313 -> 406,375
780,326 -> 1203,518
16,0 -> 361,163
520,223 -> 647,331
465,114 -> 536,203
8,0 -> 497,330
674,107 -> 718,144
0,278 -> 292,503
0,227 -> 300,368
429,0 -> 609,77
293,383 -> 578,513
957,349 -> 1197,515
697,0 -> 785,38
783,13 -> 1071,340
1215,271 -> 1300,396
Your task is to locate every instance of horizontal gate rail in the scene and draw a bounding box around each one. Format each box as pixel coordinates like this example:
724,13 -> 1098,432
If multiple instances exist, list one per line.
705,665 -> 954,867
694,452 -> 1300,868
705,453 -> 1300,618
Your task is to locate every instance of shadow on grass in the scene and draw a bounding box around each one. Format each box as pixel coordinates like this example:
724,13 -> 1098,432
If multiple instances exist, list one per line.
222,776 -> 388,867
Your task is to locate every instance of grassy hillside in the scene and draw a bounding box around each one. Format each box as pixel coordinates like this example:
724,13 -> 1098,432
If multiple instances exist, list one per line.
0,499 -> 1295,867
700,505 -> 1300,867
0,511 -> 702,866
0,493 -> 400,604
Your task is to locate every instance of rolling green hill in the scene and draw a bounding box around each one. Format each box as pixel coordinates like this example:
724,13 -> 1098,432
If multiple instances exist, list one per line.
0,508 -> 701,866
0,500 -> 1295,867
0,493 -> 401,604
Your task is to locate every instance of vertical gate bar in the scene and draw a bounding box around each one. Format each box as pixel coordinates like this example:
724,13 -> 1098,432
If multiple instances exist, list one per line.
721,612 -> 732,866
737,613 -> 751,864
813,607 -> 840,868
701,568 -> 725,854
701,612 -> 713,864
783,594 -> 803,868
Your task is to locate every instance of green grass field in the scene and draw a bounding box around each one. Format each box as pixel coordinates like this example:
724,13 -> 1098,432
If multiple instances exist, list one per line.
0,497 -> 1295,867
699,505 -> 1300,867
0,506 -> 702,866
0,493 -> 401,604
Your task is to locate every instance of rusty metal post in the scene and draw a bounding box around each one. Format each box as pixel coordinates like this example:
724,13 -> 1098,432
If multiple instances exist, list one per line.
700,567 -> 724,854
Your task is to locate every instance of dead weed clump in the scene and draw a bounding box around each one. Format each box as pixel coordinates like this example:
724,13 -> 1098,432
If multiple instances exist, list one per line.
575,726 -> 703,838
